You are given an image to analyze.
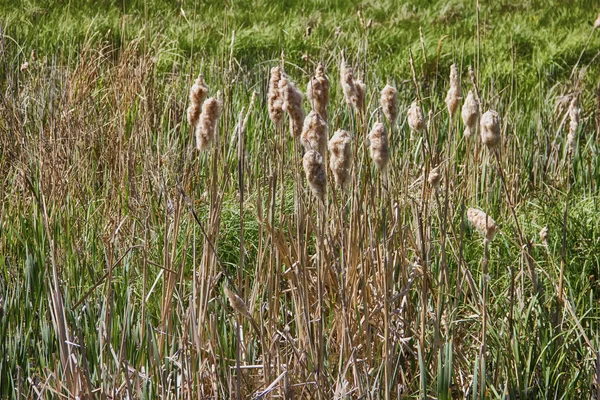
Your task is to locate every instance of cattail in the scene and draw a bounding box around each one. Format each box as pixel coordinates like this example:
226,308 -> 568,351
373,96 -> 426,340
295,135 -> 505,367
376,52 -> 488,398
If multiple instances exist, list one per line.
224,286 -> 252,319
279,74 -> 305,137
445,64 -> 460,117
328,130 -> 353,189
306,63 -> 330,120
467,208 -> 498,242
187,74 -> 209,127
303,150 -> 326,202
567,97 -> 580,154
595,13 -> 600,29
428,165 -> 442,189
480,110 -> 501,149
380,84 -> 398,126
368,120 -> 390,171
353,76 -> 366,113
268,66 -> 284,126
196,95 -> 223,152
539,226 -> 549,246
407,101 -> 425,132
461,89 -> 480,138
301,110 -> 328,155
340,59 -> 365,113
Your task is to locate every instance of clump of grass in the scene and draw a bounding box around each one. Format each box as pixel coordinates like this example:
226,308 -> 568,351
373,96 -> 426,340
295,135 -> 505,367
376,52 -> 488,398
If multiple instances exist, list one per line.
461,89 -> 480,138
303,149 -> 326,202
445,64 -> 460,118
306,63 -> 330,120
380,84 -> 398,127
196,93 -> 223,151
480,110 -> 501,149
328,129 -> 353,189
279,73 -> 305,137
301,110 -> 328,155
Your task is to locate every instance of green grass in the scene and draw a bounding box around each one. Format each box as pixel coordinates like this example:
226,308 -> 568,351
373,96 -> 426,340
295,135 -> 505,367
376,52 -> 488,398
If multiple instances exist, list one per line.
2,0 -> 600,398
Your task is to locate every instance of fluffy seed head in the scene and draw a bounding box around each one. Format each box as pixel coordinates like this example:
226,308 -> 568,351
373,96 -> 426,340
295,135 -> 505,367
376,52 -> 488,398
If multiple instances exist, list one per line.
467,208 -> 498,242
567,97 -> 580,154
428,165 -> 442,189
303,150 -> 327,202
539,226 -> 549,246
461,89 -> 480,138
268,66 -> 284,126
340,59 -> 365,113
480,110 -> 501,149
380,84 -> 398,126
279,75 -> 305,137
368,121 -> 389,171
595,13 -> 600,29
353,77 -> 366,113
445,64 -> 460,117
301,110 -> 328,155
187,74 -> 209,127
328,130 -> 353,189
407,101 -> 425,132
196,95 -> 223,152
306,63 -> 330,120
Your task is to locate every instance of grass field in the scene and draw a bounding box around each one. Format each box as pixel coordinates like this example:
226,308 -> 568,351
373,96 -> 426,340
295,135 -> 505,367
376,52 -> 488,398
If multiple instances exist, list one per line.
2,0 -> 600,398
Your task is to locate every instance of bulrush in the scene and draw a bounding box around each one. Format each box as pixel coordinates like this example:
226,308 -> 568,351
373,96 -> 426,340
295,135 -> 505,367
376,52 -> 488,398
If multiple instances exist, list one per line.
461,89 -> 480,138
268,66 -> 284,126
340,58 -> 365,113
445,64 -> 460,118
328,130 -> 353,189
407,101 -> 425,132
428,165 -> 441,189
353,75 -> 366,113
380,84 -> 398,126
480,110 -> 501,149
187,74 -> 209,127
368,119 -> 390,171
306,63 -> 330,120
303,150 -> 327,202
301,110 -> 328,155
467,208 -> 498,242
196,94 -> 223,152
567,97 -> 580,154
279,74 -> 305,137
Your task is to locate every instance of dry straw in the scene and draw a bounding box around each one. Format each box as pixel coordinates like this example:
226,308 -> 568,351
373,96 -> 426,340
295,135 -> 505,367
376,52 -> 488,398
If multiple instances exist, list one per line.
567,97 -> 580,154
480,110 -> 501,149
279,74 -> 305,137
461,89 -> 480,138
268,66 -> 284,126
445,64 -> 460,118
196,94 -> 223,152
303,150 -> 327,202
328,130 -> 353,189
467,208 -> 498,242
301,110 -> 328,156
306,63 -> 330,120
407,101 -> 425,132
380,84 -> 398,126
187,74 -> 209,127
368,119 -> 390,171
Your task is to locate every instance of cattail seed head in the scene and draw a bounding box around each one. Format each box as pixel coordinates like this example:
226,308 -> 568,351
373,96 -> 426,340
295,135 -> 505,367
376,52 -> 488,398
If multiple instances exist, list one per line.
196,95 -> 223,152
303,150 -> 327,202
224,286 -> 251,319
467,208 -> 498,242
595,13 -> 600,29
428,165 -> 442,189
461,89 -> 480,138
301,110 -> 328,155
279,74 -> 305,137
368,121 -> 390,171
539,226 -> 549,246
567,97 -> 580,154
340,59 -> 365,114
268,66 -> 284,126
445,64 -> 460,117
306,63 -> 330,120
480,110 -> 501,149
328,130 -> 353,189
380,84 -> 398,126
187,74 -> 209,127
407,101 -> 425,132
353,77 -> 366,113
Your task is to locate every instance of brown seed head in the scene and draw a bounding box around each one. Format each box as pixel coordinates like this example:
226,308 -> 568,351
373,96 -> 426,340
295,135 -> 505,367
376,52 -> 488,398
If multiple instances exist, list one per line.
279,74 -> 305,137
306,63 -> 330,120
368,121 -> 389,171
380,84 -> 398,126
187,74 -> 209,127
480,110 -> 501,149
196,96 -> 223,152
303,150 -> 327,202
301,110 -> 328,155
407,101 -> 425,132
467,208 -> 498,242
328,130 -> 353,189
539,226 -> 549,246
428,165 -> 442,189
268,66 -> 284,126
567,97 -> 580,154
445,64 -> 460,117
461,89 -> 480,138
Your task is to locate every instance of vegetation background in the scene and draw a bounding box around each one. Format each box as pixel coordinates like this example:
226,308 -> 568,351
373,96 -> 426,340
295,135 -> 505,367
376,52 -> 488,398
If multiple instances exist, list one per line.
2,0 -> 600,398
